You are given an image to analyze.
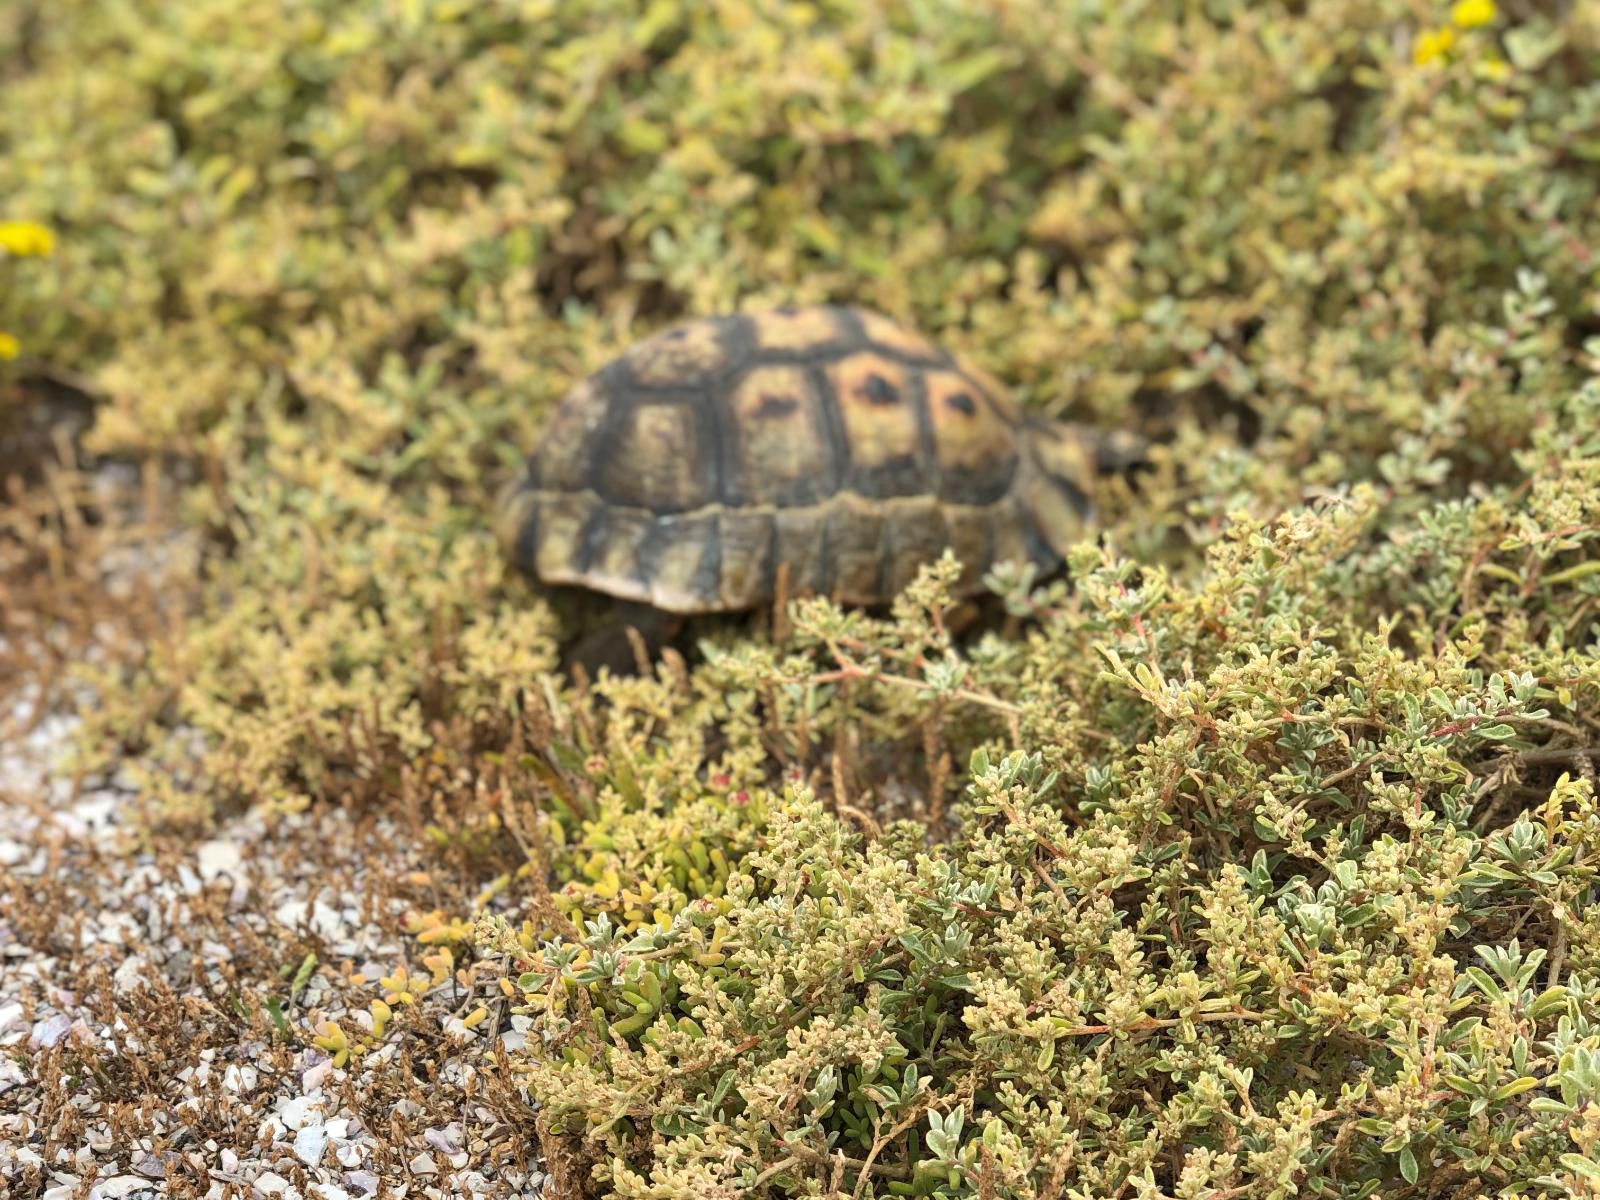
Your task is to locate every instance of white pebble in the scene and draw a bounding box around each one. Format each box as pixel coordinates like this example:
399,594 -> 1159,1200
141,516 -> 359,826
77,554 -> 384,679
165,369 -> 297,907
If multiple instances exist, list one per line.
222,1064 -> 257,1094
30,1013 -> 71,1048
280,1095 -> 321,1131
114,956 -> 151,994
197,840 -> 242,883
275,899 -> 345,940
293,1123 -> 328,1167
301,1059 -> 334,1091
92,1178 -> 154,1199
335,1142 -> 366,1168
252,1171 -> 290,1197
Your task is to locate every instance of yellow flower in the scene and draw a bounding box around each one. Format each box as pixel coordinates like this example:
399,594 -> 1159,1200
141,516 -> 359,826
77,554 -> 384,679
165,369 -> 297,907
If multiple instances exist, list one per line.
1474,55 -> 1512,82
1413,26 -> 1456,66
1450,0 -> 1497,28
0,220 -> 56,257
0,332 -> 18,360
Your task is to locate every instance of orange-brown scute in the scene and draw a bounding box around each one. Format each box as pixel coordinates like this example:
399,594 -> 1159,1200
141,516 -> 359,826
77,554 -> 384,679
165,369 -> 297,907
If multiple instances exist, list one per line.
856,309 -> 943,361
951,354 -> 1022,423
923,368 -> 1018,502
750,307 -> 844,353
825,354 -> 924,494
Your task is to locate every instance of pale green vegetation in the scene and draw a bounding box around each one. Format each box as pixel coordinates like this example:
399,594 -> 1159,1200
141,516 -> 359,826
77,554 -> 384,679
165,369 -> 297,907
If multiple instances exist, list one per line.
4,0 -> 1600,1195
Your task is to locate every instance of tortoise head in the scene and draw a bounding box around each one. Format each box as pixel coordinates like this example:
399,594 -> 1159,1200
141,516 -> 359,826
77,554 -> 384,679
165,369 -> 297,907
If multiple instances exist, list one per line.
1019,419 -> 1149,558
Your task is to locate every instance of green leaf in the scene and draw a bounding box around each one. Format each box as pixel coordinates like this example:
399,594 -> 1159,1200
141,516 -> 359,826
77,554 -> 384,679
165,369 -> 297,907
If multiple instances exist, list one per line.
1398,1146 -> 1418,1185
1528,988 -> 1569,1019
1561,1154 -> 1600,1183
945,49 -> 1015,94
1491,1076 -> 1540,1101
290,952 -> 317,1001
1464,966 -> 1505,1004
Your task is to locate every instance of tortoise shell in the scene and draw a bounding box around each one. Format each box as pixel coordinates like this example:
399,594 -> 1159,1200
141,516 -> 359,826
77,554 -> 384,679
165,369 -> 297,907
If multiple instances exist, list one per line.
495,305 -> 1109,614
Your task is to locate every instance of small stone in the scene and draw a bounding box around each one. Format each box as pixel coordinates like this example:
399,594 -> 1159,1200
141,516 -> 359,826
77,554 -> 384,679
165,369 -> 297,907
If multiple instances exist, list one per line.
275,899 -> 344,940
220,1149 -> 239,1175
301,1058 -> 334,1091
408,1151 -> 436,1176
335,1142 -> 366,1168
196,840 -> 242,883
222,1064 -> 257,1094
422,1127 -> 460,1156
323,1118 -> 349,1140
29,1013 -> 71,1048
280,1095 -> 321,1131
343,1172 -> 379,1196
312,1187 -> 351,1200
252,1171 -> 290,1197
114,956 -> 151,994
92,1178 -> 154,1199
293,1123 -> 328,1167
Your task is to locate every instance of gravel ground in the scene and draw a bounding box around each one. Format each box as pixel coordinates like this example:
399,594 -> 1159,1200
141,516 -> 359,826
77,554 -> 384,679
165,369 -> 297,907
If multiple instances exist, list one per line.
0,704 -> 550,1200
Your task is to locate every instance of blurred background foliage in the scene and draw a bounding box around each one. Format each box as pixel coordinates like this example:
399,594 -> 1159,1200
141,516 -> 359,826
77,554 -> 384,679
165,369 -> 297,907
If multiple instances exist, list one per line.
5,0 -> 1600,1195
2,0 -> 1597,808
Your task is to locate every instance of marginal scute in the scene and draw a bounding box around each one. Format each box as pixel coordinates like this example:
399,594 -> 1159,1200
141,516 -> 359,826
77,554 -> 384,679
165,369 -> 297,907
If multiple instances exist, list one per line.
773,506 -> 830,598
826,495 -> 886,605
717,509 -> 773,610
534,492 -> 601,583
587,508 -> 656,596
646,513 -> 719,612
493,479 -> 537,565
883,499 -> 948,597
987,496 -> 1031,574
601,401 -> 706,512
942,505 -> 993,592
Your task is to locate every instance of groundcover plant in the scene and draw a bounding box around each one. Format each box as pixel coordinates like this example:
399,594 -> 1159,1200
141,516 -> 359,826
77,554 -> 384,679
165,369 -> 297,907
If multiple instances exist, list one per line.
3,0 -> 1600,1196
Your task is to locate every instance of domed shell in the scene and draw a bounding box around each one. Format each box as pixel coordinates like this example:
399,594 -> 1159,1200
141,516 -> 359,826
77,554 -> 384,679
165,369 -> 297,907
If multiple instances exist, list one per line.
495,305 -> 1099,613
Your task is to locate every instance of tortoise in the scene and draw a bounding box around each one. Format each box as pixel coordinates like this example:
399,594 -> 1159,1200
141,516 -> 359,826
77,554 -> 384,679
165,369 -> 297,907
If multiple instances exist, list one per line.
494,305 -> 1144,671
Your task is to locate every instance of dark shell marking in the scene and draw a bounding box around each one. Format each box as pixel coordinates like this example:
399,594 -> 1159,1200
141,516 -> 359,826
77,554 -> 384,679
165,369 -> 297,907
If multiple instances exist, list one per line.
496,305 -> 1100,613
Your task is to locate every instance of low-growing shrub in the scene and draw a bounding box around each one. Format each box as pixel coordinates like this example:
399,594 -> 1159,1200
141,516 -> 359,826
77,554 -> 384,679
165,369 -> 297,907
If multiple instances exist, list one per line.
2,0 -> 1599,1195
475,375 -> 1600,1196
